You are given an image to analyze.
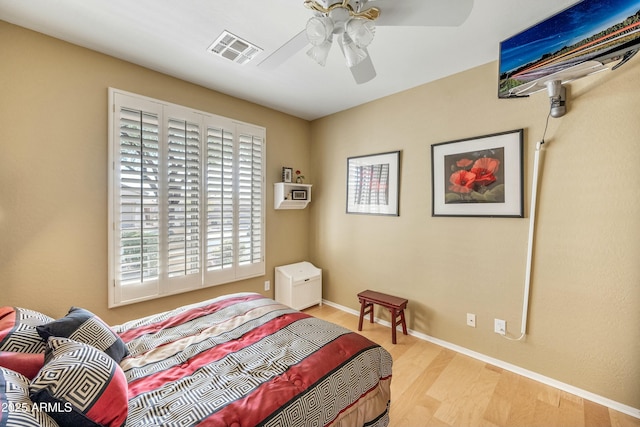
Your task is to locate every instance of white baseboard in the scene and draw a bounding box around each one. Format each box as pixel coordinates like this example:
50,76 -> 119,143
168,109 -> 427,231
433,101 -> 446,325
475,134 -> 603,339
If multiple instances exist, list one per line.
322,299 -> 640,420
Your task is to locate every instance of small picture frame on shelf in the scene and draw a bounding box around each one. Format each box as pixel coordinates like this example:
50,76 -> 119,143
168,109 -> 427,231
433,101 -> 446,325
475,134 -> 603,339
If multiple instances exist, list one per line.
282,167 -> 293,183
291,190 -> 307,200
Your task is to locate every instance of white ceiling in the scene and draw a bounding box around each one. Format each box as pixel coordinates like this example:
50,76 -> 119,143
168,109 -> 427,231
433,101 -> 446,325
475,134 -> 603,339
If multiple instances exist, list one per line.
0,0 -> 578,120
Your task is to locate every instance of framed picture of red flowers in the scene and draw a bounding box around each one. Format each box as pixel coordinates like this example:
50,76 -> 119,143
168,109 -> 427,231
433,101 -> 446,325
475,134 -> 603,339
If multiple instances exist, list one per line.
431,129 -> 523,217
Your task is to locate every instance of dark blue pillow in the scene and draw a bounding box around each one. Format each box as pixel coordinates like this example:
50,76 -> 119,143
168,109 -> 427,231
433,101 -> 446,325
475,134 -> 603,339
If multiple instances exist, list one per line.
36,307 -> 128,363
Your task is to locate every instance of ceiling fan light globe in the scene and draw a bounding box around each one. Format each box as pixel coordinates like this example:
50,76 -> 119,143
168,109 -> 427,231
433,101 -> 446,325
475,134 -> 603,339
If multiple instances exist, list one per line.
341,33 -> 367,67
306,16 -> 334,46
346,18 -> 375,48
307,39 -> 332,66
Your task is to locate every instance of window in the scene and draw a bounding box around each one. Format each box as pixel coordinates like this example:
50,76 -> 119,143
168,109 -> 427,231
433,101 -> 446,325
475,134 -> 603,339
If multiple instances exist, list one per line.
108,89 -> 265,307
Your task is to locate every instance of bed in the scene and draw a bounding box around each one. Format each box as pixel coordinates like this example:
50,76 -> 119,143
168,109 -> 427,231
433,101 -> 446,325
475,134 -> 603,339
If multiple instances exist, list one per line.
1,293 -> 392,427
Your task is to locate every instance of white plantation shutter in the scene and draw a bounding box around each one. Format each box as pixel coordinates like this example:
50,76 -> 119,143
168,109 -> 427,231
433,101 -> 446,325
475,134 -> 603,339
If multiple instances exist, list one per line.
119,109 -> 160,283
165,112 -> 203,293
109,89 -> 265,307
202,122 -> 266,285
111,97 -> 162,304
237,129 -> 264,272
204,124 -> 235,283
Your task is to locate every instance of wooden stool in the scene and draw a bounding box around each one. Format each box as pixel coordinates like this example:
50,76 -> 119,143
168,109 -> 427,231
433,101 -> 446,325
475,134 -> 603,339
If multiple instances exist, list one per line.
357,290 -> 408,344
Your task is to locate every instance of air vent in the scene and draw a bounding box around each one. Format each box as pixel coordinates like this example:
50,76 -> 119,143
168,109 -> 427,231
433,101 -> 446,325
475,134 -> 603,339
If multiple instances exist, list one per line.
208,31 -> 263,65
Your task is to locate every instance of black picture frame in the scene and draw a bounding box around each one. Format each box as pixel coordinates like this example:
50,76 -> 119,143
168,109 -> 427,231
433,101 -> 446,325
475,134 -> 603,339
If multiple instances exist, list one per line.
282,167 -> 293,183
431,129 -> 524,217
291,189 -> 307,200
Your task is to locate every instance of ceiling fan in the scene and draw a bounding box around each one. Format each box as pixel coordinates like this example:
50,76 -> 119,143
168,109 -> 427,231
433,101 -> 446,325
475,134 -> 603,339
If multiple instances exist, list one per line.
258,0 -> 474,84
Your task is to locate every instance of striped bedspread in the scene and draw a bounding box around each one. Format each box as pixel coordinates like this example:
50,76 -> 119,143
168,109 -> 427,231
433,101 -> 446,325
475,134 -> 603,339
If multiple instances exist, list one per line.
113,293 -> 392,427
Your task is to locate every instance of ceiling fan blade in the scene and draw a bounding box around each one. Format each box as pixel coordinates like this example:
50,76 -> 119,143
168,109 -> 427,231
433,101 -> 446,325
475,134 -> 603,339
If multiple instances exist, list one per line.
371,0 -> 473,27
350,51 -> 376,84
258,30 -> 308,70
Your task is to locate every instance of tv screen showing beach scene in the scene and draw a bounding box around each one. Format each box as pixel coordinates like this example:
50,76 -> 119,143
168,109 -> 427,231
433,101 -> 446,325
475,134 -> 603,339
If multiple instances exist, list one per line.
498,0 -> 640,98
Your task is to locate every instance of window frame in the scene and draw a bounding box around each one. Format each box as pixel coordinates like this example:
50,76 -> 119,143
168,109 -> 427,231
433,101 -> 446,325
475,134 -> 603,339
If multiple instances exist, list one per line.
108,88 -> 266,307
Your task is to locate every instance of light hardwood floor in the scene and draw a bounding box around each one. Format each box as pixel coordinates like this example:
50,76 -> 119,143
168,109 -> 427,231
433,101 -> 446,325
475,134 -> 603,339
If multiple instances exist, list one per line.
303,304 -> 640,427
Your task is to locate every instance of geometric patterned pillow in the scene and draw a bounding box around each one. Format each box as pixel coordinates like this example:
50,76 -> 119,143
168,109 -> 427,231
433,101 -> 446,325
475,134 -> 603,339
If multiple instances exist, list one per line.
0,366 -> 60,427
36,307 -> 129,363
0,306 -> 54,353
29,337 -> 128,427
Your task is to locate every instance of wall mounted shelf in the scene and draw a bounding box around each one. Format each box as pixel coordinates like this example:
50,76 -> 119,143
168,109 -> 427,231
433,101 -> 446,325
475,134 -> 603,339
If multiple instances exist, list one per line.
274,183 -> 312,209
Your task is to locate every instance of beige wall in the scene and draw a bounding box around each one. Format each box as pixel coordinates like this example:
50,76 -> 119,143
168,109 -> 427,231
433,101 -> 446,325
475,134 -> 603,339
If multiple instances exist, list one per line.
0,22 -> 311,325
309,59 -> 640,408
2,19 -> 639,411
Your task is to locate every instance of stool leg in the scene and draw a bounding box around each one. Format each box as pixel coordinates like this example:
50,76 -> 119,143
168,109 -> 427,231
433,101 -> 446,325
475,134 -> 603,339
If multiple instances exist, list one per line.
391,308 -> 397,344
400,309 -> 407,335
358,299 -> 366,331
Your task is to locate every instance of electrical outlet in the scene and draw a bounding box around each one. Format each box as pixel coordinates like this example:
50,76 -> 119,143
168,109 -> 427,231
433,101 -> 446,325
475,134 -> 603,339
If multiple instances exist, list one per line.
466,313 -> 476,328
264,280 -> 270,291
494,319 -> 506,335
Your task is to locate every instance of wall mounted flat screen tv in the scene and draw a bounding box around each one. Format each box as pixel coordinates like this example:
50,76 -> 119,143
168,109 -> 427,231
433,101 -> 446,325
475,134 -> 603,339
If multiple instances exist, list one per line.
499,0 -> 640,98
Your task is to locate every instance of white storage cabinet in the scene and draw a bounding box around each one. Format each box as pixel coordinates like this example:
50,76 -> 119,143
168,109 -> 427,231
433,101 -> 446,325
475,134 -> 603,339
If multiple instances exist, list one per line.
275,261 -> 322,310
